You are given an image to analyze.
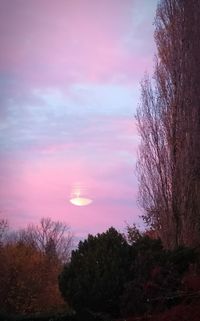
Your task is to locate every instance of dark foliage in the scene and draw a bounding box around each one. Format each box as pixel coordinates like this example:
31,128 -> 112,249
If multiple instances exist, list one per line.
120,236 -> 197,317
0,310 -> 110,321
59,227 -> 197,319
59,227 -> 132,316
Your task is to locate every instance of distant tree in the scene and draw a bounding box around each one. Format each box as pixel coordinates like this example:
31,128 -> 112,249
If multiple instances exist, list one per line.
124,223 -> 143,245
136,0 -> 200,249
59,227 -> 132,316
0,217 -> 72,314
16,217 -> 73,263
124,223 -> 160,246
45,236 -> 58,261
0,242 -> 66,314
0,217 -> 8,245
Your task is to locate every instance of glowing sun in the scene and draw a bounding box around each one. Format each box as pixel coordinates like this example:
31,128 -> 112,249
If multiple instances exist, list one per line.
70,197 -> 93,206
70,185 -> 93,206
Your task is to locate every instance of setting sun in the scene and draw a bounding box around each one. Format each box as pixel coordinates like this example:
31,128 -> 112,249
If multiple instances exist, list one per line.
70,183 -> 93,206
70,197 -> 93,206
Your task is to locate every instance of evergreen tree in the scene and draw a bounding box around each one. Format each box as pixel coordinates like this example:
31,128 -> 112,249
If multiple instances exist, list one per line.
59,227 -> 131,316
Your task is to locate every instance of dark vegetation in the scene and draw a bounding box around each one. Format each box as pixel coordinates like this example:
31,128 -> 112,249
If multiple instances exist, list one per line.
0,218 -> 72,315
1,0 -> 200,320
59,227 -> 131,316
1,221 -> 200,321
59,226 -> 199,319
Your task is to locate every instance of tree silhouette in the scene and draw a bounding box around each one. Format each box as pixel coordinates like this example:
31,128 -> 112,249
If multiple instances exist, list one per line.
137,0 -> 200,249
59,227 -> 131,316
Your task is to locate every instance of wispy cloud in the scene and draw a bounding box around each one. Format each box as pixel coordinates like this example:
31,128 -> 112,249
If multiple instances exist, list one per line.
0,0 -> 157,237
0,0 -> 156,86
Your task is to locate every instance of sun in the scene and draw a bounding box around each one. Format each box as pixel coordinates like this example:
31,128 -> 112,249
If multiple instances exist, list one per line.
70,197 -> 93,206
69,185 -> 93,206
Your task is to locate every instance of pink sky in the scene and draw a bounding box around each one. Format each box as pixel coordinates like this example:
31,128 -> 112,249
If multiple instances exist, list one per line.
0,0 -> 157,238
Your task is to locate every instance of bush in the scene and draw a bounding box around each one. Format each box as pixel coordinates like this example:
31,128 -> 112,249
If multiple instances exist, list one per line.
0,310 -> 110,321
120,237 -> 197,318
59,228 -> 132,316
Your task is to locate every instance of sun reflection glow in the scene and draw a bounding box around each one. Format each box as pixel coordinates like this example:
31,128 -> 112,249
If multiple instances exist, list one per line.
70,183 -> 93,206
70,197 -> 93,206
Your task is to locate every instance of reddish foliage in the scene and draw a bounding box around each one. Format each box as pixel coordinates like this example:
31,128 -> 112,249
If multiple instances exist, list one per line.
118,302 -> 200,321
182,274 -> 200,292
154,303 -> 200,321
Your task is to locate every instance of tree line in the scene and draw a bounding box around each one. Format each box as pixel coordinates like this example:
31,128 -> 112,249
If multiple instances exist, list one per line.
59,225 -> 199,319
1,218 -> 199,320
0,217 -> 73,315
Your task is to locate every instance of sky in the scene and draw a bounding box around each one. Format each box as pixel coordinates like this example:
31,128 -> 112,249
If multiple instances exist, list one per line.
0,0 -> 157,238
